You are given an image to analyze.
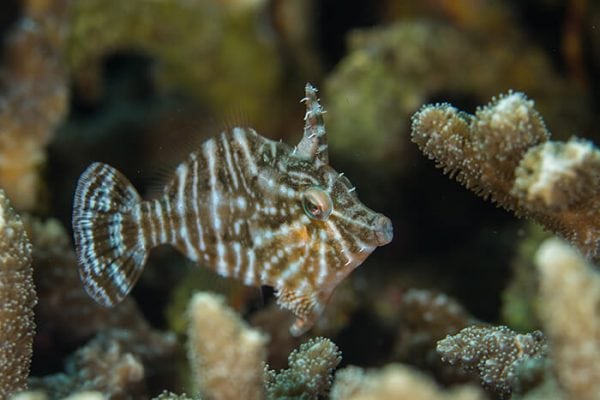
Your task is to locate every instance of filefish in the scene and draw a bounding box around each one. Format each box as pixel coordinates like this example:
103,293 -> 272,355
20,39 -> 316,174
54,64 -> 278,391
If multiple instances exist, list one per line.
72,83 -> 393,336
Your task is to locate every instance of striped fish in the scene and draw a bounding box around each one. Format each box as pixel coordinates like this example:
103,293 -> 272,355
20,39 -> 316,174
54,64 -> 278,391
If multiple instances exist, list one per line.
72,83 -> 393,336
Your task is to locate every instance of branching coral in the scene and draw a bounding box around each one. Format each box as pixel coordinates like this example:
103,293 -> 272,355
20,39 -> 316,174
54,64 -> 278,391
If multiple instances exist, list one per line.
0,0 -> 69,211
437,325 -> 548,397
395,289 -> 475,341
384,288 -> 477,381
29,328 -> 177,399
411,92 -> 600,259
330,364 -> 486,400
25,219 -> 177,399
534,238 -> 600,400
187,292 -> 268,400
0,189 -> 36,398
324,21 -> 588,172
184,292 -> 343,400
265,337 -> 341,399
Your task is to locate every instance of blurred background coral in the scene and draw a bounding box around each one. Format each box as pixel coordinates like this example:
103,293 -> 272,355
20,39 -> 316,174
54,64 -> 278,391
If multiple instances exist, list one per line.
0,0 -> 598,399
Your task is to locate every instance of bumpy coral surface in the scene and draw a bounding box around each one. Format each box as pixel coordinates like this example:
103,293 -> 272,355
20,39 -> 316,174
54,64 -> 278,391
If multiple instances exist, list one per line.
324,21 -> 587,173
437,325 -> 548,397
29,327 -> 177,398
265,337 -> 341,399
187,292 -> 268,400
412,92 -> 600,259
0,1 -> 69,211
0,189 -> 36,397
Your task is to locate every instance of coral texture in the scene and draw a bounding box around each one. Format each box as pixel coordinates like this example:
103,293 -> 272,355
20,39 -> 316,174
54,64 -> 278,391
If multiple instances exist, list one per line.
412,92 -> 600,259
330,364 -> 486,400
394,288 -> 475,341
437,325 -> 548,397
384,288 -> 476,381
187,292 -> 268,400
324,21 -> 587,172
30,328 -> 177,399
534,238 -> 600,400
0,2 -> 598,399
0,189 -> 36,398
26,218 -> 177,399
512,139 -> 600,211
265,337 -> 341,399
0,1 -> 69,211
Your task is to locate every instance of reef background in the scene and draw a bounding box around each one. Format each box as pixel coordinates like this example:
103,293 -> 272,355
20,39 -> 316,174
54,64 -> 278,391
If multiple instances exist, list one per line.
0,0 -> 599,399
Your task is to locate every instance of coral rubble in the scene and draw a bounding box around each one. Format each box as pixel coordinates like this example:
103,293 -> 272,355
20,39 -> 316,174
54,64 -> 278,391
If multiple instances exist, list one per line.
437,325 -> 548,397
0,189 -> 36,398
412,92 -> 600,259
535,238 -> 600,400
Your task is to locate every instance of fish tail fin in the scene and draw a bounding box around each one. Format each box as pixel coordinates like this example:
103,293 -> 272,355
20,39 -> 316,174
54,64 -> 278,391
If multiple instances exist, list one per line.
72,162 -> 149,307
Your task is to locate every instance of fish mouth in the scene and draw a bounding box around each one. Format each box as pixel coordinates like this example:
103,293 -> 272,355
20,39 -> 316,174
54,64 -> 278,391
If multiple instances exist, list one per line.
373,214 -> 393,246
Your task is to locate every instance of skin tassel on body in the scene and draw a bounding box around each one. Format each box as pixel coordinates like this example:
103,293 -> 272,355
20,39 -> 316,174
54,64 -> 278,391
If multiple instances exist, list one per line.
72,83 -> 393,336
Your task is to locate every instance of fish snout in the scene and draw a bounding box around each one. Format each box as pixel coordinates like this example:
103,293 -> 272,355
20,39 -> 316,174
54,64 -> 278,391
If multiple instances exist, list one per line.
373,214 -> 393,246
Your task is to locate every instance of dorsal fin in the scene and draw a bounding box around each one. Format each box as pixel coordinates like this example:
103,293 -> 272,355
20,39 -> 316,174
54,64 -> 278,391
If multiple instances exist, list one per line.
295,83 -> 329,164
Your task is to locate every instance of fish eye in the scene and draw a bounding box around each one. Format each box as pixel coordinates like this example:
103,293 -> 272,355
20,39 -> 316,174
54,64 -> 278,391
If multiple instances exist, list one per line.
302,187 -> 333,221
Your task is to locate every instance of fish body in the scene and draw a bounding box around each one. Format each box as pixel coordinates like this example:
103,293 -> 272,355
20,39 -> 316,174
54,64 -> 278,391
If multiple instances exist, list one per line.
73,84 -> 393,336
